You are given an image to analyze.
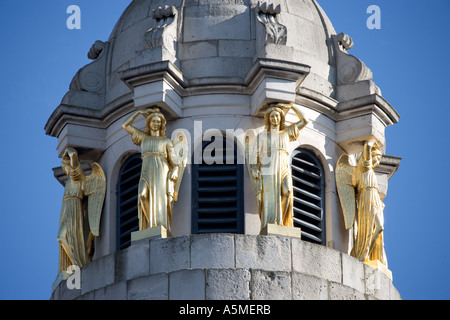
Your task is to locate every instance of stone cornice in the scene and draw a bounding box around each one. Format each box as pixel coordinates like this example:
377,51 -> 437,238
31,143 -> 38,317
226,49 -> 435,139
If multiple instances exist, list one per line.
120,60 -> 186,92
120,58 -> 310,96
296,88 -> 400,127
376,155 -> 402,180
45,93 -> 134,138
337,94 -> 400,126
45,58 -> 399,162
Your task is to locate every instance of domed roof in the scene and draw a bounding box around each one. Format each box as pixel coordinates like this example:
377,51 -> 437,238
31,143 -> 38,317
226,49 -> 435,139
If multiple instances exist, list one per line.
48,0 -> 396,140
106,0 -> 337,92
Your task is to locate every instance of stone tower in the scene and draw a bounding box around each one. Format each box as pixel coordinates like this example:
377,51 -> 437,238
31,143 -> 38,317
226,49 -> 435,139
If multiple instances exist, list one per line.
47,0 -> 401,300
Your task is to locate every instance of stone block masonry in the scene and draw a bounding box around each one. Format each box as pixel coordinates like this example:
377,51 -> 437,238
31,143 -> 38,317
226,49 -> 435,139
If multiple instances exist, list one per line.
51,233 -> 401,300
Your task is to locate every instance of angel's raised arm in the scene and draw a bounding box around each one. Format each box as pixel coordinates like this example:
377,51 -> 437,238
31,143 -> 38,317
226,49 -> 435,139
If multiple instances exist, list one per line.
122,110 -> 147,135
62,147 -> 86,182
63,147 -> 80,169
290,104 -> 309,131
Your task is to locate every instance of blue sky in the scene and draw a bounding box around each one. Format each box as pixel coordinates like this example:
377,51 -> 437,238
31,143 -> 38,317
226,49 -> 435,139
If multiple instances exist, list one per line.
0,0 -> 448,300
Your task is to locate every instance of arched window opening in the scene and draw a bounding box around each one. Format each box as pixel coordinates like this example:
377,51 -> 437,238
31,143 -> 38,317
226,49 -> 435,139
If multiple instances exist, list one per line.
291,148 -> 326,245
192,137 -> 244,234
116,153 -> 142,250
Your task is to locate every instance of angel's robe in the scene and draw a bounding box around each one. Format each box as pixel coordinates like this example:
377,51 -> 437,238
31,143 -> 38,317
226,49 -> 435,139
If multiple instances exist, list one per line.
352,157 -> 386,264
57,166 -> 89,273
130,128 -> 176,231
256,124 -> 300,229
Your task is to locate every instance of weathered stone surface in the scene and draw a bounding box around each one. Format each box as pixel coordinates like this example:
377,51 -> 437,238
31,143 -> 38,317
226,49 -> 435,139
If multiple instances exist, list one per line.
180,40 -> 218,59
183,4 -> 251,42
94,281 -> 127,300
292,272 -> 328,300
191,233 -> 235,269
389,282 -> 402,300
235,235 -> 291,271
251,270 -> 292,300
219,39 -> 255,58
206,268 -> 251,300
292,238 -> 342,283
127,273 -> 168,300
149,236 -> 190,274
81,253 -> 115,295
115,241 -> 150,282
364,264 -> 391,300
169,269 -> 206,300
181,56 -> 253,80
328,281 -> 367,300
365,259 -> 393,280
59,280 -> 81,300
342,253 -> 365,293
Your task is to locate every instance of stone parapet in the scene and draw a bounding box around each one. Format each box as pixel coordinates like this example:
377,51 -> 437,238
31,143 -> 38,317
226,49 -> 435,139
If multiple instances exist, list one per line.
51,233 -> 401,300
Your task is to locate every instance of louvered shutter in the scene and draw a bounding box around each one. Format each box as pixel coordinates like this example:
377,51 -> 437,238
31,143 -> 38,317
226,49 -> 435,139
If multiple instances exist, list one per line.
291,148 -> 326,245
116,154 -> 141,250
192,137 -> 244,234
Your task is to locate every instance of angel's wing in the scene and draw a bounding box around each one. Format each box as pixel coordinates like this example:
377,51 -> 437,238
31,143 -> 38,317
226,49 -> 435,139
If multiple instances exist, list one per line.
171,130 -> 189,201
335,154 -> 356,230
84,163 -> 106,237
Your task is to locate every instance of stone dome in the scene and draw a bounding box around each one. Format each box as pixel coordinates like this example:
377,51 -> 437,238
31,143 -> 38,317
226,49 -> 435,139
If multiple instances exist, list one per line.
105,0 -> 337,94
46,0 -> 343,123
47,0 -> 397,145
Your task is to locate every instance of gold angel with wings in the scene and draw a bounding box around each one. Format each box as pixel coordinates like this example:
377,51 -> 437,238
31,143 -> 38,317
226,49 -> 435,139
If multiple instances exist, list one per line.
122,107 -> 188,232
335,139 -> 387,266
245,103 -> 309,231
57,147 -> 106,273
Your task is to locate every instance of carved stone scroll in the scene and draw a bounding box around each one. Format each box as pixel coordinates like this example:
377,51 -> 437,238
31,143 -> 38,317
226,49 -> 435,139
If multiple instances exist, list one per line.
88,40 -> 105,60
145,5 -> 178,51
256,1 -> 286,49
332,32 -> 373,85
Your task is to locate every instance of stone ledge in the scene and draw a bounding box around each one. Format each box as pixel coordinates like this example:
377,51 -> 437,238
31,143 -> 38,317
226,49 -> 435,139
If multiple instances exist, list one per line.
69,268 -> 400,301
51,233 -> 400,300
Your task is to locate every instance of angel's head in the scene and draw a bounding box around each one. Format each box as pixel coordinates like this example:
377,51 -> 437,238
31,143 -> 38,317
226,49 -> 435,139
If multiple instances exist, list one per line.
145,107 -> 166,137
371,146 -> 382,168
264,104 -> 286,130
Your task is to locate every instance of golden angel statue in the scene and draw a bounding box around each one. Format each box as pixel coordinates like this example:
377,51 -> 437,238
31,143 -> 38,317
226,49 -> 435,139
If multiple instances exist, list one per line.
122,107 -> 188,232
335,139 -> 387,265
245,103 -> 309,231
57,147 -> 106,273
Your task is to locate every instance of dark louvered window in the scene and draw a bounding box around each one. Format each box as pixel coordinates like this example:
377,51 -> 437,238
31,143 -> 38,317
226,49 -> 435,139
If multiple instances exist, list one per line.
291,148 -> 325,245
192,137 -> 244,234
117,153 -> 141,250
